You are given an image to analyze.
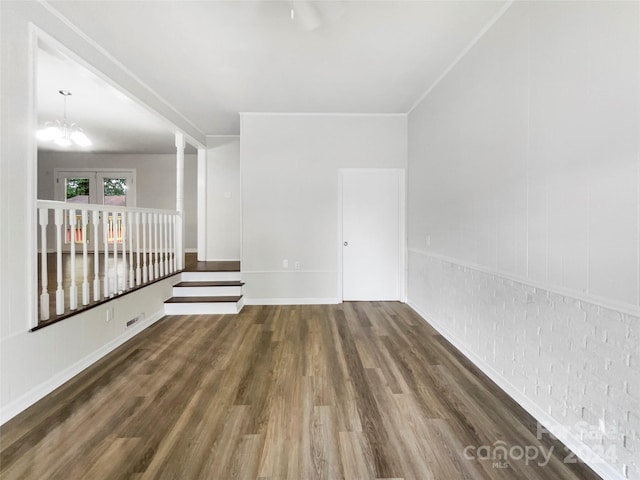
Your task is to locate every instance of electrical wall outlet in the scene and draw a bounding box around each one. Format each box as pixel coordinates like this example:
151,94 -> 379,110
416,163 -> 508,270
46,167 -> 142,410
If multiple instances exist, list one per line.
282,259 -> 289,269
294,261 -> 301,270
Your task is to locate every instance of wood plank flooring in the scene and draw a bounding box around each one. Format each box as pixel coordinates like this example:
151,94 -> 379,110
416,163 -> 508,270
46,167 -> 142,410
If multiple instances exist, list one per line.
0,302 -> 600,480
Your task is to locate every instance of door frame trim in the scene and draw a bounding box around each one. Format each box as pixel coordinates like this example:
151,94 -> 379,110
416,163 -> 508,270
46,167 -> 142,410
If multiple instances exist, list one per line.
338,168 -> 406,303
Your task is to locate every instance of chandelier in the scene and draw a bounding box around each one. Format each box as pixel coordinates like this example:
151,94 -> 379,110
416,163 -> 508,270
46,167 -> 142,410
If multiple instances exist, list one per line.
37,90 -> 92,147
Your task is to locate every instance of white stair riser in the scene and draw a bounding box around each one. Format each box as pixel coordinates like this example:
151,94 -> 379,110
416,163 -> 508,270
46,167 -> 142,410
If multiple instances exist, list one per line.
181,271 -> 241,282
164,300 -> 242,315
172,286 -> 242,297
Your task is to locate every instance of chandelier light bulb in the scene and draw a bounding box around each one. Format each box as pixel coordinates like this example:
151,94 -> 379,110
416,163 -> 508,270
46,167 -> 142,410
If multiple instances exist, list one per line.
54,136 -> 72,147
36,123 -> 63,141
70,129 -> 92,147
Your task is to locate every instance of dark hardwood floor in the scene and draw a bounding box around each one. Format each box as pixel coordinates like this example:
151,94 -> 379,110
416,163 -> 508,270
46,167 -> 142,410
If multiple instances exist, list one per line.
0,302 -> 600,479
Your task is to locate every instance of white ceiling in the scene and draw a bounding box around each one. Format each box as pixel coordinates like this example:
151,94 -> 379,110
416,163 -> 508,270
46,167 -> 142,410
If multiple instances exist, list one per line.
37,44 -> 186,154
39,0 -> 507,151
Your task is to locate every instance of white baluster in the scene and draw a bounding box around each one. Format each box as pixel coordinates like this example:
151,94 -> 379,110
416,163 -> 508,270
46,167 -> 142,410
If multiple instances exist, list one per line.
69,209 -> 78,310
172,215 -> 177,272
163,214 -> 169,275
54,208 -> 64,315
128,211 -> 134,288
39,208 -> 50,321
176,214 -> 183,271
121,212 -> 128,291
148,213 -> 154,281
154,213 -> 159,279
93,210 -> 101,301
159,213 -> 164,276
168,214 -> 174,274
148,213 -> 155,281
135,212 -> 141,286
142,212 -> 148,283
103,211 -> 110,298
113,212 -> 120,293
159,213 -> 165,278
160,213 -> 169,275
81,210 -> 90,306
163,214 -> 168,275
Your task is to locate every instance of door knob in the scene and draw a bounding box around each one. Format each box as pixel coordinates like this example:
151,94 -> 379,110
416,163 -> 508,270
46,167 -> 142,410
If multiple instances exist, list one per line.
344,242 -> 348,246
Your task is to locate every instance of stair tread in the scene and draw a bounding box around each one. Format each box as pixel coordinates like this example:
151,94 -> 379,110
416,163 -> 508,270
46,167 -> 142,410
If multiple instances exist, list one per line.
165,295 -> 242,304
174,281 -> 244,287
183,260 -> 240,273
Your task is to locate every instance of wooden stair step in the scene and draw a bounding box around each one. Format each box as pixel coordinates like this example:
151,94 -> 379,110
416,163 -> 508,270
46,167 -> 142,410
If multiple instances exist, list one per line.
165,296 -> 242,303
173,281 -> 244,287
183,260 -> 240,273
180,271 -> 241,282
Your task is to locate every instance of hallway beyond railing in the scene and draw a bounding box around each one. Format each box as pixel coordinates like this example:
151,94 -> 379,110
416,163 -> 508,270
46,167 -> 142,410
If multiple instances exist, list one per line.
37,200 -> 182,324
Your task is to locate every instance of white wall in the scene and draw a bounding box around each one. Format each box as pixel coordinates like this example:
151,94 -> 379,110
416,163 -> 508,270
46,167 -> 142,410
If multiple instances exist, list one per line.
206,137 -> 240,260
241,114 -> 407,303
0,2 -> 199,422
408,2 -> 639,479
38,152 -> 198,249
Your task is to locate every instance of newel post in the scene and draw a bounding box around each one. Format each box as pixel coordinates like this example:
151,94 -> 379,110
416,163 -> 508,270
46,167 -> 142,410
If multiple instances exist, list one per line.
197,147 -> 207,262
176,132 -> 185,270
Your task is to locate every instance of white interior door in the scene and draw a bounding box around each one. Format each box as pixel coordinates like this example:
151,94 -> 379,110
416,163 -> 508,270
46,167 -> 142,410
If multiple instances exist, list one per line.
341,169 -> 403,301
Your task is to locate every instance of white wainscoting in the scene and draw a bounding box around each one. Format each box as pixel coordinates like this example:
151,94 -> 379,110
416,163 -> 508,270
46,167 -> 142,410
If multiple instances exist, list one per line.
408,249 -> 638,480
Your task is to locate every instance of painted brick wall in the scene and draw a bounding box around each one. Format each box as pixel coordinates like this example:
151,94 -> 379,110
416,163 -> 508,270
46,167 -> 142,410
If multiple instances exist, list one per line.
408,250 -> 639,480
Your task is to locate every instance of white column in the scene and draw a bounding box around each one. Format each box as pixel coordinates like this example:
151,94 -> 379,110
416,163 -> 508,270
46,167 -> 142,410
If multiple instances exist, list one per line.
39,208 -> 50,321
197,147 -> 207,261
176,132 -> 185,270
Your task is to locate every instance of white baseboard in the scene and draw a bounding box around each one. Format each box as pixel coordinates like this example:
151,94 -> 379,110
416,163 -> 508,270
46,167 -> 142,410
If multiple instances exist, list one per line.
0,310 -> 165,425
244,297 -> 340,306
406,301 -> 624,480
